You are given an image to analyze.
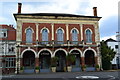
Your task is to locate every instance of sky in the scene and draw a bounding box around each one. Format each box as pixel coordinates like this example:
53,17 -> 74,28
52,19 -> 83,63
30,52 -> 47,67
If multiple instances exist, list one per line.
0,0 -> 119,41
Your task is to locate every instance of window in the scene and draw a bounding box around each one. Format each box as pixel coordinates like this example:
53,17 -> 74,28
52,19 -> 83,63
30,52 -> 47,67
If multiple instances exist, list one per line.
42,29 -> 48,44
115,45 -> 118,49
0,44 -> 4,54
0,59 -> 2,68
72,29 -> 78,44
26,28 -> 32,43
8,44 -> 15,54
57,29 -> 64,44
0,29 -> 7,38
5,58 -> 16,68
86,29 -> 92,43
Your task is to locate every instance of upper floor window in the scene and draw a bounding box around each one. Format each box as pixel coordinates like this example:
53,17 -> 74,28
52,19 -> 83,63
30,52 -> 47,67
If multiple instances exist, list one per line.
72,29 -> 78,44
8,44 -> 15,53
26,28 -> 33,43
0,44 -> 4,54
86,29 -> 92,43
57,29 -> 64,44
42,29 -> 48,44
0,29 -> 7,38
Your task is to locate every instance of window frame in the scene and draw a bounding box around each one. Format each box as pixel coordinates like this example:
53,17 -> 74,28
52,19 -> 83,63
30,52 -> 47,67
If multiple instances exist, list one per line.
85,29 -> 92,43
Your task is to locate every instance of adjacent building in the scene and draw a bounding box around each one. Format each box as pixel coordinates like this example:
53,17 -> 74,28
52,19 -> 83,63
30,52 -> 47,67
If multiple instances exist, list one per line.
13,3 -> 102,73
0,25 -> 16,74
105,38 -> 120,69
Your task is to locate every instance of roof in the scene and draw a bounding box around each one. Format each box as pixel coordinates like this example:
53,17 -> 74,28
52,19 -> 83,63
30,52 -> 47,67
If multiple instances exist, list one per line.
14,13 -> 102,21
105,38 -> 117,43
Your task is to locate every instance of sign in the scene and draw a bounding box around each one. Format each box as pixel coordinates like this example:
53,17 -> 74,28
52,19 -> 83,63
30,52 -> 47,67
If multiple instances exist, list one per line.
41,53 -> 50,55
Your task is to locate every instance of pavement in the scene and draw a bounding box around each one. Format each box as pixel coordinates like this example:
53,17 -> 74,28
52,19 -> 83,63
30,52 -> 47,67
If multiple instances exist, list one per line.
1,70 -> 120,80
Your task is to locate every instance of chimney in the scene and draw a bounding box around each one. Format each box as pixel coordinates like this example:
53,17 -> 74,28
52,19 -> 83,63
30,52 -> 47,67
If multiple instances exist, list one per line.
93,7 -> 97,16
18,3 -> 22,13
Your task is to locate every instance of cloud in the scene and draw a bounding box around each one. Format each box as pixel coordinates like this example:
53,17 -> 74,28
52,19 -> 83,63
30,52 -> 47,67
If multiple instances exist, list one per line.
100,15 -> 118,38
0,0 -> 119,41
21,0 -> 85,14
101,35 -> 116,41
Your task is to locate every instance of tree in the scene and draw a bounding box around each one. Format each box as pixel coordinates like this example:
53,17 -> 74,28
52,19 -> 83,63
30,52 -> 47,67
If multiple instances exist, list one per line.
100,40 -> 116,70
66,54 -> 75,66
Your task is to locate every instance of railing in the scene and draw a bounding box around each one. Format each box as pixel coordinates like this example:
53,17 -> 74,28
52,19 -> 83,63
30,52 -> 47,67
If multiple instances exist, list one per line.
18,40 -> 97,47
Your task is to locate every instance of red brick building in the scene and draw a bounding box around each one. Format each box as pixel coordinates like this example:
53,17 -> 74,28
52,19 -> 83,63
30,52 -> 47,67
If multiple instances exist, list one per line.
0,25 -> 16,74
14,3 -> 102,73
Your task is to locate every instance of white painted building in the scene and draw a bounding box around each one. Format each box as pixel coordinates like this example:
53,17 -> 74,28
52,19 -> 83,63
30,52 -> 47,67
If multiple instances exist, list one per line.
106,38 -> 120,69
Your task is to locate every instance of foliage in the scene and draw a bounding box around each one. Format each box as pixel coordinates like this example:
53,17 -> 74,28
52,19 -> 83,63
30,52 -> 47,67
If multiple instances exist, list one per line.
95,64 -> 99,68
100,41 -> 116,70
82,65 -> 86,69
35,66 -> 40,70
66,54 -> 76,66
20,66 -> 24,70
51,57 -> 58,67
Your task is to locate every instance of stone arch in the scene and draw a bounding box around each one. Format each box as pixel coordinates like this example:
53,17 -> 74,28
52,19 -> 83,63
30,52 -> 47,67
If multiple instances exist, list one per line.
38,48 -> 52,57
25,27 -> 34,33
21,49 -> 37,58
53,48 -> 67,57
40,27 -> 50,33
85,28 -> 93,34
70,28 -> 79,34
83,48 -> 97,57
56,27 -> 65,33
69,48 -> 82,57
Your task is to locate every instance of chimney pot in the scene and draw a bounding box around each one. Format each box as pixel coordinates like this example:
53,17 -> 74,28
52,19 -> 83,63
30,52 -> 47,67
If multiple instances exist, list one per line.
93,7 -> 97,16
18,3 -> 22,13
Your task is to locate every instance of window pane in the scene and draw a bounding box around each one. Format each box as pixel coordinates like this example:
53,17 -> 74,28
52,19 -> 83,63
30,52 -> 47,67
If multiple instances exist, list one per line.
86,29 -> 92,43
72,29 -> 78,44
26,28 -> 32,43
42,29 -> 48,44
57,29 -> 64,44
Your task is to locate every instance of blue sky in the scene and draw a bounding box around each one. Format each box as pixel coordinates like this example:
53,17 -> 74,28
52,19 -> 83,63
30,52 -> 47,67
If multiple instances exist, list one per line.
0,0 -> 119,41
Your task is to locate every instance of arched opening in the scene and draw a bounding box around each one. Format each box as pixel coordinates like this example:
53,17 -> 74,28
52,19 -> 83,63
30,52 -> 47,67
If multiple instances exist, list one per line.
55,50 -> 66,72
85,50 -> 95,67
39,50 -> 51,72
85,50 -> 95,71
23,51 -> 35,73
70,50 -> 81,72
71,50 -> 81,67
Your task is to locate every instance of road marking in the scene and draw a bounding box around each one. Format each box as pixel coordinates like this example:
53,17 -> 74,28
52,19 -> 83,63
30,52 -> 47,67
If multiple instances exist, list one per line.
107,75 -> 116,79
76,76 -> 99,79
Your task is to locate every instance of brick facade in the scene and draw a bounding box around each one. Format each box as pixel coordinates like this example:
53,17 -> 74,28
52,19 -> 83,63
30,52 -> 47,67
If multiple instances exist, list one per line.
14,3 -> 102,73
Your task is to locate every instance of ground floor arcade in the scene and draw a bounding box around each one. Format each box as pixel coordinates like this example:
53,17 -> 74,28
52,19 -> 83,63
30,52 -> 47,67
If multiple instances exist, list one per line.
17,48 -> 101,73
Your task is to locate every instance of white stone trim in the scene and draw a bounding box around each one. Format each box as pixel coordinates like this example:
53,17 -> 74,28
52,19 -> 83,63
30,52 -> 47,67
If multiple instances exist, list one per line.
70,27 -> 79,34
21,48 -> 37,58
83,48 -> 97,57
51,23 -> 54,40
80,24 -> 83,41
40,27 -> 50,33
69,48 -> 82,57
38,48 -> 52,57
24,27 -> 34,33
56,27 -> 65,33
36,23 -> 39,40
66,24 -> 69,40
85,28 -> 93,34
53,48 -> 68,57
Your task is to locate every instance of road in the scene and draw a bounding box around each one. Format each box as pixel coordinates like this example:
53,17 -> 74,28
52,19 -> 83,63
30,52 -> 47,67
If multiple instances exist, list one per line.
1,71 -> 120,80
